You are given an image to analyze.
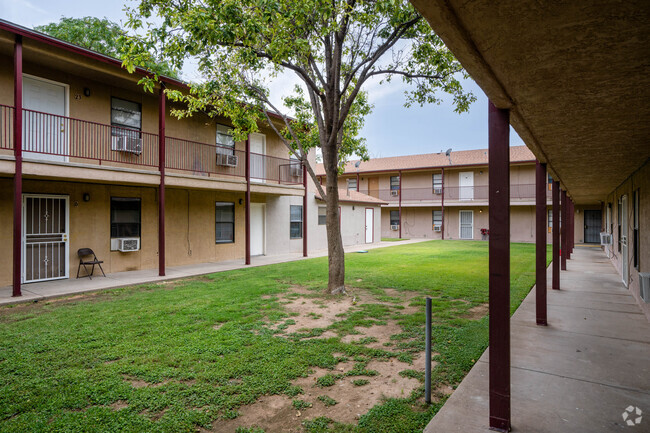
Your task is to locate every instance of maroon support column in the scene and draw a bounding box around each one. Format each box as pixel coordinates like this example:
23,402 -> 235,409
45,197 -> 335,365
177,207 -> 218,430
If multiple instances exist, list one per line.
441,167 -> 445,240
535,161 -> 547,325
570,199 -> 575,253
245,136 -> 251,265
12,35 -> 23,297
398,170 -> 402,239
356,173 -> 359,192
488,101 -> 510,432
158,84 -> 166,276
552,180 -> 560,290
303,165 -> 308,257
561,189 -> 567,271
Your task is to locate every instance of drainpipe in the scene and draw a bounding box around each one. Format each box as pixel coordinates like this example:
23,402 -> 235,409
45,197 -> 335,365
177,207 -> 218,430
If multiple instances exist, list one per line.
398,170 -> 402,238
488,101 -> 511,432
245,136 -> 251,265
12,35 -> 23,297
303,164 -> 308,257
158,84 -> 166,276
441,167 -> 445,240
552,180 -> 560,290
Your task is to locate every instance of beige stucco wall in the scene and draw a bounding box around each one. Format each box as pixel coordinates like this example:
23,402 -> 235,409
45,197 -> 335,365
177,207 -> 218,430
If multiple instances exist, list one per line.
606,159 -> 649,320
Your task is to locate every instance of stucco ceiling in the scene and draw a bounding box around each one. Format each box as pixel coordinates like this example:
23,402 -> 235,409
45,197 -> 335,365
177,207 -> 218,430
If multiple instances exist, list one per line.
411,0 -> 650,204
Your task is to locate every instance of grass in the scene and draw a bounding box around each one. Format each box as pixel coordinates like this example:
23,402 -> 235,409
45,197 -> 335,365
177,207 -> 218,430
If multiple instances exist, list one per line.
0,240 -> 551,433
380,237 -> 409,242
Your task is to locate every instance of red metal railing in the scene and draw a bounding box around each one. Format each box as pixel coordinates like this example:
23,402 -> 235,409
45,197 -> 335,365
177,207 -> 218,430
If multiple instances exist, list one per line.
165,137 -> 245,178
0,105 -> 14,150
364,184 -> 542,203
22,108 -> 159,167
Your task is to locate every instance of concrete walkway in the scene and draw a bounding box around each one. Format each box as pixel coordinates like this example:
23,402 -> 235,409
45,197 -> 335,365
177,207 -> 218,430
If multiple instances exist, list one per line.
425,247 -> 650,432
0,238 -> 428,306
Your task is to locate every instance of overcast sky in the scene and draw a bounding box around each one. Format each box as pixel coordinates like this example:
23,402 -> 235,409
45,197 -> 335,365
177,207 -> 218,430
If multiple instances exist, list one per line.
1,0 -> 525,157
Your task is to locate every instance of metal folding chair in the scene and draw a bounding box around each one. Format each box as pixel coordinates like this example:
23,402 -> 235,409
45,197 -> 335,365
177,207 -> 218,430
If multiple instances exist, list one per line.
76,248 -> 106,280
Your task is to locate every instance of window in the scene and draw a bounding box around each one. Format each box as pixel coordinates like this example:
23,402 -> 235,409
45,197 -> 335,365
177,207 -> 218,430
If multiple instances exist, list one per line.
111,98 -> 141,137
390,210 -> 400,226
111,197 -> 141,238
290,205 -> 303,239
216,124 -> 235,155
548,174 -> 553,190
215,202 -> 235,243
548,209 -> 553,232
432,210 -> 442,227
634,190 -> 639,269
433,173 -> 443,191
318,206 -> 327,225
347,178 -> 357,191
390,176 -> 400,191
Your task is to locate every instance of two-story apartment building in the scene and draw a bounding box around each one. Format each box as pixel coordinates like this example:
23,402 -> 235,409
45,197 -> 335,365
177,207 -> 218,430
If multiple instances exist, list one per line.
0,20 -> 383,292
317,146 -> 602,244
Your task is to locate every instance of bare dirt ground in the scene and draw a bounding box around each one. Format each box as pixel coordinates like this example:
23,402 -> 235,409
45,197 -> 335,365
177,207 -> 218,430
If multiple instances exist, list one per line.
210,286 -> 452,433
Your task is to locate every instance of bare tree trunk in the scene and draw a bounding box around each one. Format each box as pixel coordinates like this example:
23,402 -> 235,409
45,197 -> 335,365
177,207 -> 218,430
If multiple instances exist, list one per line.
325,172 -> 346,294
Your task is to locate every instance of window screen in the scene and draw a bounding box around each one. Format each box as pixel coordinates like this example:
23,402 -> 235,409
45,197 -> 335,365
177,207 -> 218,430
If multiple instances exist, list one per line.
216,202 -> 235,243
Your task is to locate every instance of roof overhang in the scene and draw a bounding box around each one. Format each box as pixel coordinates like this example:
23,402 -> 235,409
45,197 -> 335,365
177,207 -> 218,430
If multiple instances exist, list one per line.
411,1 -> 650,204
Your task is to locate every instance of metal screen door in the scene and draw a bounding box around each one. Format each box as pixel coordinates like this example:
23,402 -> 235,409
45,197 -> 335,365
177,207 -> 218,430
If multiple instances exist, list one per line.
583,210 -> 602,243
459,210 -> 473,239
22,195 -> 69,283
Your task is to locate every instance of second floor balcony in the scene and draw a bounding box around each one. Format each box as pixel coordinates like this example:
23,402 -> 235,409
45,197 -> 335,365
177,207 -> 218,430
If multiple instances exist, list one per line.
0,105 -> 303,186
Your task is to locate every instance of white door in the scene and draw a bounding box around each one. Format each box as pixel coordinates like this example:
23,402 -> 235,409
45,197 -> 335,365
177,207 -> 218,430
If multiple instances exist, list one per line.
250,203 -> 265,256
621,195 -> 628,287
23,75 -> 68,162
250,133 -> 266,183
365,208 -> 374,243
459,210 -> 473,239
22,194 -> 69,283
459,172 -> 474,200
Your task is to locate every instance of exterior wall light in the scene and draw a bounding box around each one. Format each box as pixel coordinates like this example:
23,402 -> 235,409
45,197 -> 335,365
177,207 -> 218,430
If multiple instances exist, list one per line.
83,193 -> 90,202
83,87 -> 91,97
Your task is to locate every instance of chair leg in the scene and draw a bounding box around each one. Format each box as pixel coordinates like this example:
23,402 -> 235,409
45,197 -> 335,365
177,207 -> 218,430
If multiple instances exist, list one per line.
77,261 -> 81,279
91,264 -> 95,278
83,263 -> 92,280
98,263 -> 106,277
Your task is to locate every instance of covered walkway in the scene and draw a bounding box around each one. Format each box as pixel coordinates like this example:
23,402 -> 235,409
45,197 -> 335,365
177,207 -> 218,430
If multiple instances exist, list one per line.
426,246 -> 650,432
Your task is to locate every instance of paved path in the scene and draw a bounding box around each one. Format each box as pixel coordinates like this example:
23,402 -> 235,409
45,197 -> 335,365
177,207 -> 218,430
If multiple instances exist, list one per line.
0,238 -> 429,306
424,246 -> 650,432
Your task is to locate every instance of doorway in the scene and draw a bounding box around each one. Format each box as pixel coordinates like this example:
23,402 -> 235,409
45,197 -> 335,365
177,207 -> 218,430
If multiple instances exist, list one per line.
459,171 -> 474,200
583,210 -> 602,243
621,196 -> 628,287
365,208 -> 374,243
459,210 -> 473,239
250,133 -> 266,183
250,203 -> 265,256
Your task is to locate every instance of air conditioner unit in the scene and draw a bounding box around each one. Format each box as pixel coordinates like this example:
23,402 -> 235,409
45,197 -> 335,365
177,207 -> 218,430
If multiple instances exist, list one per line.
599,232 -> 612,245
216,153 -> 238,167
390,224 -> 399,231
640,273 -> 650,303
390,190 -> 399,197
433,225 -> 442,232
290,164 -> 303,178
116,238 -> 140,252
434,188 -> 442,194
111,135 -> 142,155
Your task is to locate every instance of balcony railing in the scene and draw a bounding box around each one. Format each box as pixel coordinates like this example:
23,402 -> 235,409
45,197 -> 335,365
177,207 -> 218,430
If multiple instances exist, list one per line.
0,105 -> 302,185
363,184 -> 547,203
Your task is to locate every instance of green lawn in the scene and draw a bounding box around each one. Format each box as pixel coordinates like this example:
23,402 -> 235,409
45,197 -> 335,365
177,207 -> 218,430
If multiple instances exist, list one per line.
0,241 -> 551,433
380,237 -> 409,242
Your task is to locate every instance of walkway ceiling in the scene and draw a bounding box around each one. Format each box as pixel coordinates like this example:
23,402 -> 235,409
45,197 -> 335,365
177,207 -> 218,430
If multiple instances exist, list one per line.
411,1 -> 650,204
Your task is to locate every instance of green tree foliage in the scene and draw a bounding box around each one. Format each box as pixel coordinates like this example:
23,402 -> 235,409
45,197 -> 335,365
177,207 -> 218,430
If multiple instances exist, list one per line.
121,0 -> 475,293
35,16 -> 178,79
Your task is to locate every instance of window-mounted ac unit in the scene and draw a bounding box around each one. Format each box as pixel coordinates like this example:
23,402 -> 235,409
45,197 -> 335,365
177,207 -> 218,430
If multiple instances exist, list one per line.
599,232 -> 612,245
216,153 -> 238,167
640,273 -> 650,303
434,188 -> 442,194
390,224 -> 399,231
116,238 -> 140,252
433,225 -> 442,232
390,190 -> 399,197
290,164 -> 303,178
111,135 -> 142,155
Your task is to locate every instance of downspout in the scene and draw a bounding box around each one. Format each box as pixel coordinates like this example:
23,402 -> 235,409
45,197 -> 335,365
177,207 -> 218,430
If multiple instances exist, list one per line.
12,35 -> 22,297
398,170 -> 402,238
158,84 -> 166,276
245,136 -> 251,265
441,167 -> 445,240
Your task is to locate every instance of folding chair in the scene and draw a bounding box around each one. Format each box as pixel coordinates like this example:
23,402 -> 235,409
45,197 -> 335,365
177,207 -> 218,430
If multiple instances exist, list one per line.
76,248 -> 106,280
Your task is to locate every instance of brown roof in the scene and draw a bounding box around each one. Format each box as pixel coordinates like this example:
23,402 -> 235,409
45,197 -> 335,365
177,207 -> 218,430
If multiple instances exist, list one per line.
315,189 -> 387,205
315,145 -> 535,175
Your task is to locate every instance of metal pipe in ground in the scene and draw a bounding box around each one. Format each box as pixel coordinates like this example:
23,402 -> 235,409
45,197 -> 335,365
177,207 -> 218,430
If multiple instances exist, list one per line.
425,296 -> 432,404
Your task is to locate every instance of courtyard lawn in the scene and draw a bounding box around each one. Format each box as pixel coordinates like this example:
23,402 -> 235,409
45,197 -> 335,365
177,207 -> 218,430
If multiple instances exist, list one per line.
0,241 -> 551,433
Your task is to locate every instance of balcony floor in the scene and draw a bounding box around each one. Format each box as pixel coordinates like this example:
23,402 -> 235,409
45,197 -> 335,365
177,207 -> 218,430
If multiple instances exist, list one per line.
425,246 -> 650,432
0,239 -> 429,306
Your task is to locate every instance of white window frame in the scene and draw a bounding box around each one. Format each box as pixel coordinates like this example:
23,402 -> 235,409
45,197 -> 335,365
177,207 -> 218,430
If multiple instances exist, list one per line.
318,206 -> 327,225
347,178 -> 358,191
216,123 -> 235,155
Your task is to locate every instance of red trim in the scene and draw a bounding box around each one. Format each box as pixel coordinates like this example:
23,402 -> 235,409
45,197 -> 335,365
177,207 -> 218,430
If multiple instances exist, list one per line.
158,85 -> 166,276
12,35 -> 23,297
365,207 -> 374,243
245,136 -> 251,265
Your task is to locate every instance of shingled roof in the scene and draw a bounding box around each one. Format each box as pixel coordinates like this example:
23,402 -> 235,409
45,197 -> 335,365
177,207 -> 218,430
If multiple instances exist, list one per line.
315,189 -> 387,205
315,145 -> 535,175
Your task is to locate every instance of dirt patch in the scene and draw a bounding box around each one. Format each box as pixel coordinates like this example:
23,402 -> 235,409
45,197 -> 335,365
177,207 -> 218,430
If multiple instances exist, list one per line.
110,400 -> 129,410
340,321 -> 403,349
123,375 -> 171,389
462,303 -> 489,320
212,356 -> 426,432
212,323 -> 224,331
